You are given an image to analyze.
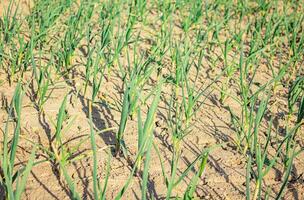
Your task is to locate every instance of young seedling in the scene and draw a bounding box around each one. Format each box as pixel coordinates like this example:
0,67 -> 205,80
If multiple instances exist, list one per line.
0,83 -> 37,200
88,100 -> 112,200
288,76 -> 304,123
57,1 -> 94,72
136,81 -> 162,170
219,38 -> 237,103
166,147 -> 216,200
110,4 -> 136,69
0,0 -> 20,44
134,0 -> 147,22
183,152 -> 209,199
284,76 -> 304,167
115,47 -> 155,156
180,0 -> 203,33
30,50 -> 54,111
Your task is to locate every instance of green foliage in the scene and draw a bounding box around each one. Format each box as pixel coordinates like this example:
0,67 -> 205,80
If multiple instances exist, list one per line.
0,0 -> 303,199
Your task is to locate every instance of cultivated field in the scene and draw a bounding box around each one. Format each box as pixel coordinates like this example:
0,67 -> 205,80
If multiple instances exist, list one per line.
0,0 -> 303,199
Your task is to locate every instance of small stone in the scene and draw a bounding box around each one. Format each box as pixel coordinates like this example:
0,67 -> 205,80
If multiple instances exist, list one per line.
236,159 -> 242,165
